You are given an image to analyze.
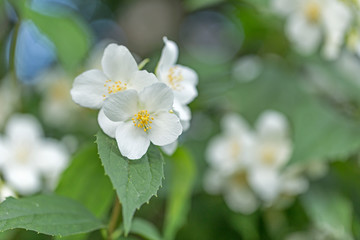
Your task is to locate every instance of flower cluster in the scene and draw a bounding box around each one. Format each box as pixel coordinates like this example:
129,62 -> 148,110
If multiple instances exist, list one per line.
71,37 -> 198,159
0,115 -> 69,196
271,0 -> 356,59
204,111 -> 308,214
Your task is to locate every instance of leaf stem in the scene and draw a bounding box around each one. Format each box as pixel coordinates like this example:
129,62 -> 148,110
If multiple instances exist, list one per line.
107,196 -> 121,240
9,20 -> 20,89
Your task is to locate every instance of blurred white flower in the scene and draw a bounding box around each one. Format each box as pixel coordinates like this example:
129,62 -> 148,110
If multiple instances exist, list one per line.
157,37 -> 198,155
101,83 -> 182,160
0,182 -> 16,202
204,113 -> 258,214
248,111 -> 308,204
35,68 -> 82,129
0,114 -> 69,195
272,0 -> 352,59
204,169 -> 259,214
206,113 -> 255,174
71,43 -> 158,109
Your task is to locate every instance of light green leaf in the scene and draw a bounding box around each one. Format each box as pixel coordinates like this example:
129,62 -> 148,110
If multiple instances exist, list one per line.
55,143 -> 114,240
96,131 -> 164,235
11,0 -> 91,71
129,218 -> 162,240
163,147 -> 196,240
0,195 -> 104,237
302,189 -> 353,240
227,61 -> 360,165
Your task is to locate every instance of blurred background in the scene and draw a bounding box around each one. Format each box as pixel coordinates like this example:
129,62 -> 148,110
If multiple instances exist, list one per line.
1,0 -> 360,239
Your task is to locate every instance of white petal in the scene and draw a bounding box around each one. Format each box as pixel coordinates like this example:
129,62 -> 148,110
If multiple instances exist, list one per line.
70,69 -> 108,109
248,167 -> 280,203
177,65 -> 198,85
140,83 -> 174,112
148,111 -> 182,146
256,110 -> 288,140
0,137 -> 9,167
5,114 -> 43,142
181,119 -> 190,132
101,44 -> 138,82
115,122 -> 150,160
285,12 -> 321,55
224,185 -> 258,214
34,139 -> 69,175
156,37 -> 178,76
173,100 -> 191,122
271,0 -> 300,15
161,141 -> 178,155
4,167 -> 41,195
222,113 -> 251,136
98,108 -> 120,138
128,70 -> 159,92
103,90 -> 139,122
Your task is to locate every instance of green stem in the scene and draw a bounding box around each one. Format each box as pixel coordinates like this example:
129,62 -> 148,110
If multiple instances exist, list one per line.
107,196 -> 121,240
9,22 -> 20,88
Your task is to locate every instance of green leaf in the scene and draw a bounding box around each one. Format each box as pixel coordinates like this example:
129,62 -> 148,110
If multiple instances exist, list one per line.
163,147 -> 196,240
96,131 -> 164,235
12,0 -> 91,71
55,143 -> 114,240
302,189 -> 353,239
227,60 -> 360,165
129,218 -> 162,240
0,195 -> 104,237
56,143 -> 114,218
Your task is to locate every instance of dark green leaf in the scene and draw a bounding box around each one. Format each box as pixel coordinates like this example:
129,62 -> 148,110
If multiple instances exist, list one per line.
0,195 -> 104,237
96,131 -> 164,235
129,218 -> 161,240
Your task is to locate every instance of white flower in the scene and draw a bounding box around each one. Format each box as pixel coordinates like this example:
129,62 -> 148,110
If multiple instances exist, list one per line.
101,83 -> 182,160
232,55 -> 263,82
157,37 -> 199,155
204,113 -> 258,214
204,169 -> 259,214
206,113 -> 255,174
247,111 -> 308,204
156,37 -> 198,106
272,0 -> 352,59
71,43 -> 158,109
0,115 -> 69,195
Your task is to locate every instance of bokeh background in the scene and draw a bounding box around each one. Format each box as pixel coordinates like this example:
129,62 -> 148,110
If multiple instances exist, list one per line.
1,0 -> 360,239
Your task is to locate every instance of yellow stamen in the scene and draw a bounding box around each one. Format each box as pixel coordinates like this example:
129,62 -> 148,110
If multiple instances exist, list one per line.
132,110 -> 154,132
305,2 -> 321,23
167,66 -> 183,90
103,79 -> 127,99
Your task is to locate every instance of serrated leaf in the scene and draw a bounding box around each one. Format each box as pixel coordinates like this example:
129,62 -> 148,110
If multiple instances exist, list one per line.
0,195 -> 104,237
96,131 -> 164,235
11,0 -> 91,71
55,143 -> 115,240
302,189 -> 353,240
227,61 -> 360,165
128,218 -> 161,240
163,147 -> 196,240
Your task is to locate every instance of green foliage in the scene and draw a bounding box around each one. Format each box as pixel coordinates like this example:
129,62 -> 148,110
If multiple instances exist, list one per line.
96,131 -> 164,235
302,189 -> 353,239
227,61 -> 360,165
10,0 -> 91,71
55,143 -> 115,240
56,143 -> 114,219
0,195 -> 104,237
127,218 -> 162,240
163,147 -> 196,240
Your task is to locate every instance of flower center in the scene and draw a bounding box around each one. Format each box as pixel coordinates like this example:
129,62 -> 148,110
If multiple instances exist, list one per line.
230,140 -> 241,159
304,2 -> 321,23
132,110 -> 154,132
260,146 -> 276,165
167,67 -> 183,90
103,80 -> 127,98
14,145 -> 31,164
